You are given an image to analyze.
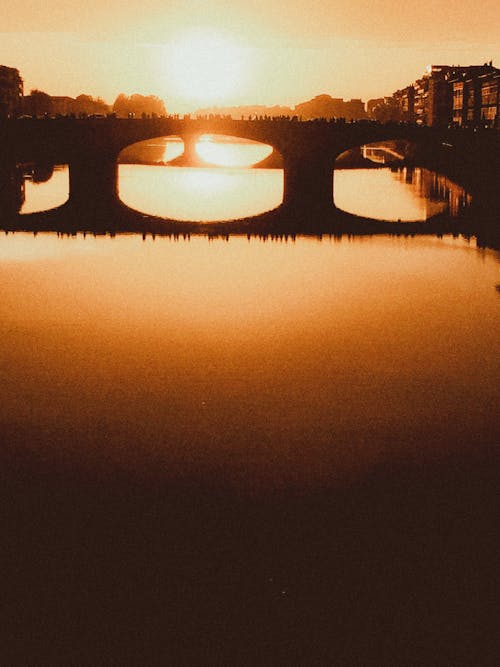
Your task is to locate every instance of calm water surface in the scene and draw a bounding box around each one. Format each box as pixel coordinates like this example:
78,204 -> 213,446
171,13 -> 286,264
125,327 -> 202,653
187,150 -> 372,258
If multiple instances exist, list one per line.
1,233 -> 498,489
19,137 -> 471,221
20,165 -> 70,214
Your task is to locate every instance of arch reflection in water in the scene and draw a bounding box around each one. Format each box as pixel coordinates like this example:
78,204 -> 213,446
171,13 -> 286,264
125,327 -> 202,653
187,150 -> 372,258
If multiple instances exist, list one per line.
334,167 -> 471,221
119,165 -> 284,221
17,164 -> 69,215
393,167 -> 472,218
118,135 -> 283,221
0,162 -> 66,219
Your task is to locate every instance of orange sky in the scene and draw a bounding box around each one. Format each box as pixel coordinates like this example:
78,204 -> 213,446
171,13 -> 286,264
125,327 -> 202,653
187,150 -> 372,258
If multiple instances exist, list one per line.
2,0 -> 500,112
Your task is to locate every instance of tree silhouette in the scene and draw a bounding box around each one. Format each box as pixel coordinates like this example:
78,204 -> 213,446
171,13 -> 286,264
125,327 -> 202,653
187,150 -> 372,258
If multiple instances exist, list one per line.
27,89 -> 51,116
112,94 -> 167,118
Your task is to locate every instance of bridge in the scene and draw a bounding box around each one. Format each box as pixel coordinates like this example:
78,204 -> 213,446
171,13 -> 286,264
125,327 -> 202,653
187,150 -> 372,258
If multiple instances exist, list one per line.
1,117 -> 499,224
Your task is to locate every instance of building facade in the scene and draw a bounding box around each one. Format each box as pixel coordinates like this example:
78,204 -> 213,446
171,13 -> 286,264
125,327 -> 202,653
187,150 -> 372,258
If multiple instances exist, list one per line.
447,64 -> 498,127
479,71 -> 499,128
366,98 -> 384,118
413,76 -> 429,125
0,65 -> 23,118
426,65 -> 453,126
392,62 -> 500,128
50,96 -> 76,116
393,86 -> 415,122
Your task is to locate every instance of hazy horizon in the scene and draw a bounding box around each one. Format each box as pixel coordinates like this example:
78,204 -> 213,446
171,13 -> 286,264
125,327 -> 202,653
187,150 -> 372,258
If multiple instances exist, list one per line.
2,0 -> 500,113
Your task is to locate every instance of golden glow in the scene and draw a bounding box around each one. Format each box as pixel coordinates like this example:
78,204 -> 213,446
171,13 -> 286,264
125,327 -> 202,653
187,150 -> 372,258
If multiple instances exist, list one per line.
21,167 -> 69,214
163,29 -> 250,105
195,135 -> 272,167
0,232 -> 99,262
0,234 -> 498,485
118,164 -> 283,220
2,1 -> 500,113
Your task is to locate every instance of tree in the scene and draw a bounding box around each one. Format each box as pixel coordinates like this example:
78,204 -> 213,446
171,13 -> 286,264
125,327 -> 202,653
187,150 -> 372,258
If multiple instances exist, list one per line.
27,89 -> 52,117
72,94 -> 111,116
112,93 -> 167,118
371,99 -> 403,123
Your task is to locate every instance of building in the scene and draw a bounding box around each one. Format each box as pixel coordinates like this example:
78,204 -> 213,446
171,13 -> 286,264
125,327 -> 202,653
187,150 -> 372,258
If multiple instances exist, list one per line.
0,65 -> 23,118
447,63 -> 499,127
21,92 -> 111,118
366,98 -> 384,118
393,86 -> 415,122
344,99 -> 367,120
449,72 -> 481,127
413,76 -> 429,125
294,95 -> 367,121
451,78 -> 466,126
51,96 -> 75,116
391,62 -> 500,128
479,70 -> 500,128
425,65 -> 454,127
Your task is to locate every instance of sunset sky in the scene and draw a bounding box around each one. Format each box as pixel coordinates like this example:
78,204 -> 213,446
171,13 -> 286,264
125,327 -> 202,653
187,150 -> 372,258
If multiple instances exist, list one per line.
2,0 -> 500,113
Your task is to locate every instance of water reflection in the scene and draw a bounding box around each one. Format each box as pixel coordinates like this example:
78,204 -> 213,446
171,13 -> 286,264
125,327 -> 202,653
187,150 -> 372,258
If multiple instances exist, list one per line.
1,138 -> 472,223
334,166 -> 471,221
0,162 -> 69,216
393,166 -> 473,217
118,162 -> 470,223
0,232 -> 498,488
116,137 -> 471,221
20,165 -> 69,214
0,163 -> 69,221
118,164 -> 284,220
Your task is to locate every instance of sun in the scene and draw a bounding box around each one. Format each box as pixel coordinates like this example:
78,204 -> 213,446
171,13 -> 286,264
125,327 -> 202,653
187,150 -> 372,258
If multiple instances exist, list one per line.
163,28 -> 249,106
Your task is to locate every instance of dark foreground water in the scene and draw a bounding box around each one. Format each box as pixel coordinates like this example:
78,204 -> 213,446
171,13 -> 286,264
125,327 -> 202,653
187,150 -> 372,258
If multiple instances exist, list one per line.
1,230 -> 499,664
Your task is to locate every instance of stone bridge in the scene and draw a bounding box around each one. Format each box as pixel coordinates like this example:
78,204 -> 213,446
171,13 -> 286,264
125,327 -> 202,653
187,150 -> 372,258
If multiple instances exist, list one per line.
1,117 -> 499,220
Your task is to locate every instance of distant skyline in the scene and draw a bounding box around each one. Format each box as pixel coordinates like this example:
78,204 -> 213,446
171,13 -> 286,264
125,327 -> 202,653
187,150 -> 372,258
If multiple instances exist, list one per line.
2,0 -> 500,113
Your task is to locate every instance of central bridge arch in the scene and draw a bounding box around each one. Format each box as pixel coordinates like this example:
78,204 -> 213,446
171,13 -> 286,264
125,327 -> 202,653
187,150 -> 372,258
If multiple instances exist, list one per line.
116,131 -> 284,221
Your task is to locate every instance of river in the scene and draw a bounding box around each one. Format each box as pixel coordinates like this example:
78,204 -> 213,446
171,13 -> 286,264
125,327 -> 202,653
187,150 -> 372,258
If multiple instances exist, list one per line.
0,230 -> 498,487
3,137 -> 498,485
2,136 -> 499,663
18,136 -> 472,221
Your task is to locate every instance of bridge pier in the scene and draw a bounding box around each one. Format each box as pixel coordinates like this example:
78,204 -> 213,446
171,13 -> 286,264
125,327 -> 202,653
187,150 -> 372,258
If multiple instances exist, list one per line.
182,133 -> 200,164
0,159 -> 24,218
168,133 -> 203,166
282,156 -> 335,215
68,152 -> 120,214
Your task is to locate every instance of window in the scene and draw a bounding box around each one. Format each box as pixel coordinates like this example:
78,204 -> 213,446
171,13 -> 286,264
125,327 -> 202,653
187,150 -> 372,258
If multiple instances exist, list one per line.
482,82 -> 498,106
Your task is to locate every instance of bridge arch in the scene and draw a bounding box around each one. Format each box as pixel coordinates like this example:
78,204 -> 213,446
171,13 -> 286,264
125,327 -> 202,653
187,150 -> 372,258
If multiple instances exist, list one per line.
116,131 -> 284,221
2,118 -> 499,222
118,134 -> 184,166
117,132 -> 278,169
332,135 -> 475,221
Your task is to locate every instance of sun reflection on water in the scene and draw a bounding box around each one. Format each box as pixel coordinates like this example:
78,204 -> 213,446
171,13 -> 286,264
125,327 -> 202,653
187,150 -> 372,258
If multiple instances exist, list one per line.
118,164 -> 284,220
195,135 -> 272,166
